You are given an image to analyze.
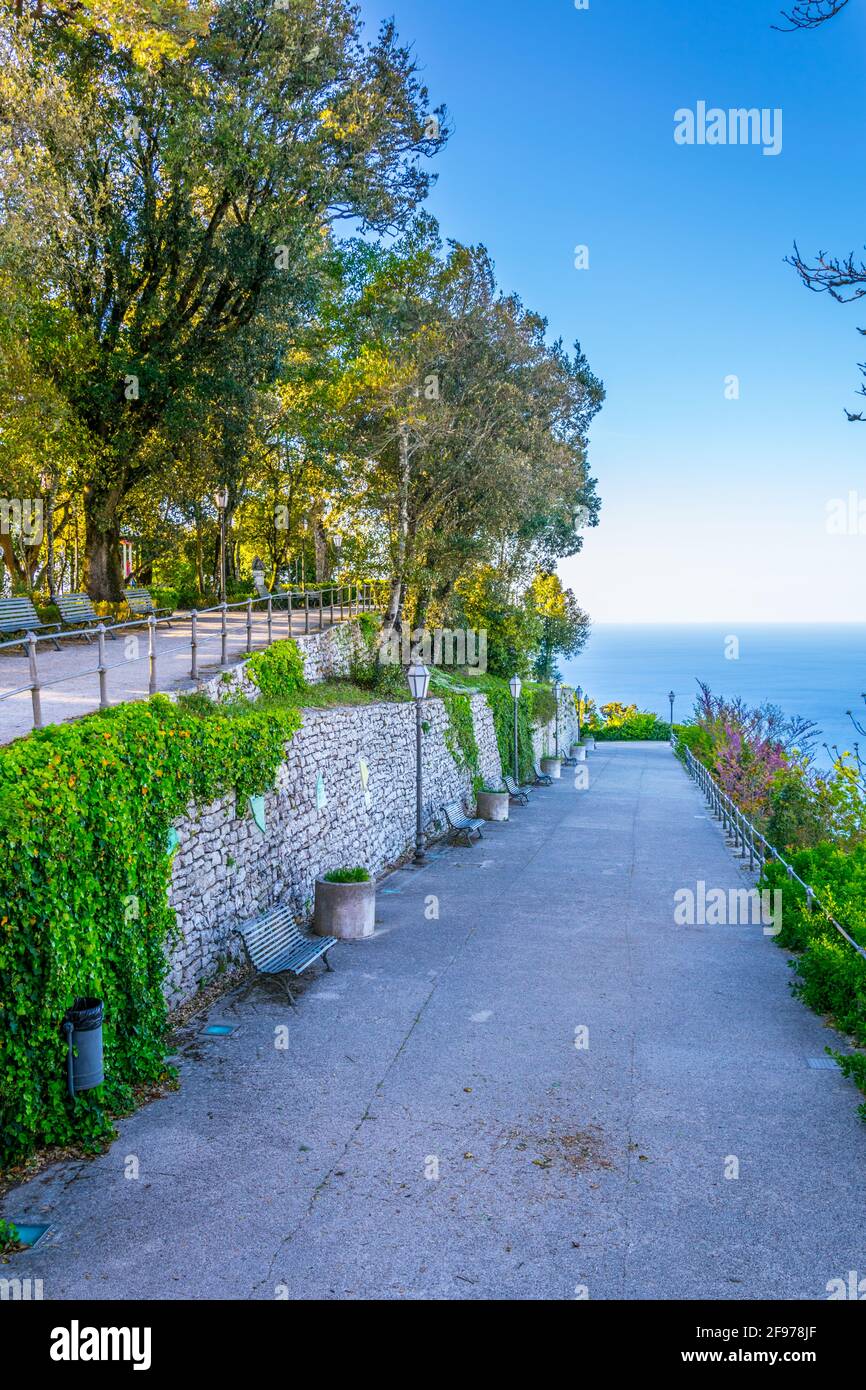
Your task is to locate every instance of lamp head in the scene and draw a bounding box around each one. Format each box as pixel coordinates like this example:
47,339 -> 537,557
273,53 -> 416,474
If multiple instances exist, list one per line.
509,675 -> 522,701
407,662 -> 431,701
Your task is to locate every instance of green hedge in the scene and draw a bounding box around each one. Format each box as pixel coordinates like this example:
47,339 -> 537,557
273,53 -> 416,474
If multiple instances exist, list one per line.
0,685 -> 302,1170
591,713 -> 672,741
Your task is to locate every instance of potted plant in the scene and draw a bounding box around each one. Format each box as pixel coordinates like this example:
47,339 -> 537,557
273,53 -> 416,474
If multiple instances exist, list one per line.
475,785 -> 510,822
314,867 -> 375,940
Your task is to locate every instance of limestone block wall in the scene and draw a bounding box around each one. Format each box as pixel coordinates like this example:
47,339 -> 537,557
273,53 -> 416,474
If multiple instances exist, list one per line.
165,691 -> 501,1005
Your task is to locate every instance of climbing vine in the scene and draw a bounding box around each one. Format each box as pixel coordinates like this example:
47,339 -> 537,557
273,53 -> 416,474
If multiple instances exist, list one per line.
442,692 -> 482,792
0,690 -> 301,1170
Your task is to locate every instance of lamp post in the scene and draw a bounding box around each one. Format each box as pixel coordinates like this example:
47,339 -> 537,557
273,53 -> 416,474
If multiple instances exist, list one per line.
214,486 -> 229,604
668,690 -> 676,731
554,679 -> 561,759
39,470 -> 56,600
509,674 -> 522,781
576,685 -> 583,745
408,661 -> 431,865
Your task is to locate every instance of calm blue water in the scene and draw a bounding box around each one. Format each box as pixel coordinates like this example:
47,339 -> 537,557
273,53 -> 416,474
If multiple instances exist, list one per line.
559,625 -> 866,767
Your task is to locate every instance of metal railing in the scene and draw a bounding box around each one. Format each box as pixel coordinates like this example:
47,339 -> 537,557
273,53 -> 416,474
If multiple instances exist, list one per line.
679,740 -> 866,962
0,582 -> 382,734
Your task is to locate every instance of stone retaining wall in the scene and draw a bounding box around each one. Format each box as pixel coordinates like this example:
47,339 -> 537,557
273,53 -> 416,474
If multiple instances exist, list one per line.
165,690 -> 501,1005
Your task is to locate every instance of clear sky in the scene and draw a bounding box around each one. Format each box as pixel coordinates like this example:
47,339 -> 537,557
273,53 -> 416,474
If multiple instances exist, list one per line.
356,0 -> 866,622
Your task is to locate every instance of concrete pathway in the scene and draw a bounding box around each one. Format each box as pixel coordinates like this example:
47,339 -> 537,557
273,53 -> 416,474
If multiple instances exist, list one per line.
0,604 -> 350,744
4,743 -> 865,1300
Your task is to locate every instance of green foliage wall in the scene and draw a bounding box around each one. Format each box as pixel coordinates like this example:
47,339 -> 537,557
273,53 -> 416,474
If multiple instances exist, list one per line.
0,689 -> 301,1170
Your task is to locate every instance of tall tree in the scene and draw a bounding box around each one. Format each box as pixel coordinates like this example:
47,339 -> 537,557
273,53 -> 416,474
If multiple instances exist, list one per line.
0,0 -> 445,595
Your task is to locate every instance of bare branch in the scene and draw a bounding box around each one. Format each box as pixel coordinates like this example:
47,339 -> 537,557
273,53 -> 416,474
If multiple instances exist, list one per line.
774,0 -> 852,30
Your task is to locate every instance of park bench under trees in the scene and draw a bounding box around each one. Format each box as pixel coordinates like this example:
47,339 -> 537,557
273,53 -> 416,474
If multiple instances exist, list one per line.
124,588 -> 173,626
238,903 -> 337,1006
253,573 -> 290,609
442,800 -> 485,845
0,597 -> 62,652
503,774 -> 530,804
56,592 -> 116,642
533,761 -> 554,786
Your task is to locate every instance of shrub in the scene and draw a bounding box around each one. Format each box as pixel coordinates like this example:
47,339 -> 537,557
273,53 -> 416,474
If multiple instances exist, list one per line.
324,868 -> 370,884
246,638 -> 307,701
0,692 -> 301,1170
593,712 -> 671,741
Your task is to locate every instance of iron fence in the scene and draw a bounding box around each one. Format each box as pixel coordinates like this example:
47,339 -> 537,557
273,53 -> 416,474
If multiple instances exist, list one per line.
0,582 -> 384,734
679,740 -> 866,962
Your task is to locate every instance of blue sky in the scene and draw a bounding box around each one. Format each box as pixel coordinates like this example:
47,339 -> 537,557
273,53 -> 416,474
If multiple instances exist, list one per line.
357,0 -> 866,622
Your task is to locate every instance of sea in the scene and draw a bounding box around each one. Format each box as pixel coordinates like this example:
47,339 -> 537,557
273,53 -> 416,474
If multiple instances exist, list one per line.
559,624 -> 866,769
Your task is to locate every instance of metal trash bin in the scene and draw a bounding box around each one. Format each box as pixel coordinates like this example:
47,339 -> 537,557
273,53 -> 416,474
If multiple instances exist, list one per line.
62,997 -> 104,1097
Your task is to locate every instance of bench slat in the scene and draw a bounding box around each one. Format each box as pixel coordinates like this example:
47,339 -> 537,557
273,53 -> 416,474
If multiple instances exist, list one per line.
239,904 -> 337,978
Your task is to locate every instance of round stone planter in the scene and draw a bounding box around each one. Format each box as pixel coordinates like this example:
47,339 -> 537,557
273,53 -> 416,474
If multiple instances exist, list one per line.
572,746 -> 587,762
314,877 -> 376,940
581,737 -> 596,751
540,756 -> 562,780
476,790 -> 509,822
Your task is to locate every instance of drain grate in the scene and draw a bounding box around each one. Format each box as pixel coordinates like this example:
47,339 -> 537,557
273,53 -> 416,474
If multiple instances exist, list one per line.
807,1057 -> 839,1070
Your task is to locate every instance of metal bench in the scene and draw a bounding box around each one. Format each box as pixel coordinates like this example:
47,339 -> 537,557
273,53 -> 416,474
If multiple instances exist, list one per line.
124,587 -> 173,627
253,573 -> 290,609
532,760 -> 553,787
0,597 -> 61,652
442,800 -> 485,846
503,774 -> 530,805
237,903 -> 337,1005
56,592 -> 115,643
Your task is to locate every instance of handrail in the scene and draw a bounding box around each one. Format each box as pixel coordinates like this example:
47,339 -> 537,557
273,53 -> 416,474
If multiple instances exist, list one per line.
678,740 -> 866,962
0,581 -> 382,733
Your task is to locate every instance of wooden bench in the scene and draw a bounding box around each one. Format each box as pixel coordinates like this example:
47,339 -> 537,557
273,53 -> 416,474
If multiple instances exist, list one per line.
237,903 -> 337,1006
124,587 -> 173,627
56,592 -> 115,643
503,774 -> 530,805
532,760 -> 553,786
0,597 -> 61,652
442,800 -> 485,846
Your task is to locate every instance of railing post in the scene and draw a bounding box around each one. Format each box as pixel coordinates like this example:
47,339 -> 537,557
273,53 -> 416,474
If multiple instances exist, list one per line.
220,602 -> 228,667
148,614 -> 157,695
304,589 -> 310,634
267,596 -> 273,647
26,631 -> 42,729
190,609 -> 198,681
246,596 -> 253,654
97,624 -> 108,710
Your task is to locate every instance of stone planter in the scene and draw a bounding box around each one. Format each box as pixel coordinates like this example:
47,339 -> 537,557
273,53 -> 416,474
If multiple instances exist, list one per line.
571,746 -> 587,762
476,789 -> 509,822
540,756 -> 562,780
314,877 -> 376,940
581,736 -> 596,751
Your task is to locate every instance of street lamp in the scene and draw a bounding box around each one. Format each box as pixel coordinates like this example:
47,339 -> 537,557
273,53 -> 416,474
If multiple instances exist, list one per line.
554,680 -> 562,759
509,674 -> 522,781
668,690 -> 676,731
408,661 -> 431,864
214,486 -> 229,604
576,685 -> 583,745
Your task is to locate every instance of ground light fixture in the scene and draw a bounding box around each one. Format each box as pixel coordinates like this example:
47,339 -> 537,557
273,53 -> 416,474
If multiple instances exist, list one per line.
408,662 -> 431,864
509,674 -> 522,781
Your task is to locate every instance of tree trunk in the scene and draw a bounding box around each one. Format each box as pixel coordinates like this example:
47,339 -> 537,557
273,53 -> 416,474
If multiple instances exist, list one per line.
379,425 -> 411,653
83,484 -> 125,601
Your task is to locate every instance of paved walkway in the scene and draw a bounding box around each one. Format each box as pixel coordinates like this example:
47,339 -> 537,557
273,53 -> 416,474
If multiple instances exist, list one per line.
0,604 -> 352,744
4,744 -> 865,1299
